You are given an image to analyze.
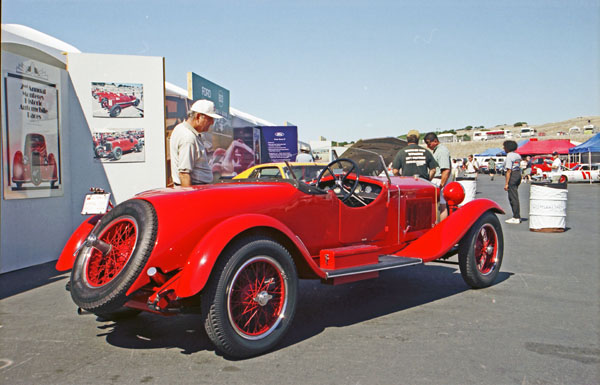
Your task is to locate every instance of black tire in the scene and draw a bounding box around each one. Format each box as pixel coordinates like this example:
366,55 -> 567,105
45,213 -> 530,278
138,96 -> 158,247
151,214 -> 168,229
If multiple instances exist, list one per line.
458,211 -> 504,289
559,175 -> 567,184
70,200 -> 158,314
112,147 -> 123,160
101,97 -> 108,108
135,144 -> 141,152
110,105 -> 122,117
94,145 -> 104,158
201,237 -> 298,358
133,99 -> 140,106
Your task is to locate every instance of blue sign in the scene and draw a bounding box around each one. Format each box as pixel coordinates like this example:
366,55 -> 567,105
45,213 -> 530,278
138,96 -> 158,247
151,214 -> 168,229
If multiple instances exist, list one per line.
187,72 -> 230,119
259,126 -> 298,163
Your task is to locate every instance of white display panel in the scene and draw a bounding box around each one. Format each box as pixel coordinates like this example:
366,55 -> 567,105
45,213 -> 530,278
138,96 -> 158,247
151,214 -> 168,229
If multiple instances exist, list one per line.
67,53 -> 166,202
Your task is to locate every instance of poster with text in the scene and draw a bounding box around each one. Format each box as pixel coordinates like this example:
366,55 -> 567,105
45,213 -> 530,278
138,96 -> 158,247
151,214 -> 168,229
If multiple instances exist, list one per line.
259,126 -> 298,163
2,54 -> 63,199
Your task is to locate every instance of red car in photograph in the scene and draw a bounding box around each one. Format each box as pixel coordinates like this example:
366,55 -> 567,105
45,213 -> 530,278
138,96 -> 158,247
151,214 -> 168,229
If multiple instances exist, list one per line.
100,93 -> 140,117
12,133 -> 58,188
94,136 -> 142,160
57,151 -> 505,358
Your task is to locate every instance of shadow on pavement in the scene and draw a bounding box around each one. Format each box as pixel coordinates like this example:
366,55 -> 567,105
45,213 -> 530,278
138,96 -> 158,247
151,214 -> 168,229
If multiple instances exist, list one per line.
0,261 -> 68,300
95,263 -> 512,359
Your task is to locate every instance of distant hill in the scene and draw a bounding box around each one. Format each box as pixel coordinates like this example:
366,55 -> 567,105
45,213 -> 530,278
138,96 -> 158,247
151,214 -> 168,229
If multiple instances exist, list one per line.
445,116 -> 599,158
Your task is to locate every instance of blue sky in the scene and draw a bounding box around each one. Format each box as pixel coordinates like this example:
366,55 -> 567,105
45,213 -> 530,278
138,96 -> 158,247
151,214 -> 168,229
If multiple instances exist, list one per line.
3,0 -> 599,142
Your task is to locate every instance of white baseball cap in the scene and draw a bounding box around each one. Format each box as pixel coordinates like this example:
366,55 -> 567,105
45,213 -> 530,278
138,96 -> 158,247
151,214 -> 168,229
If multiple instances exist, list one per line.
190,99 -> 223,119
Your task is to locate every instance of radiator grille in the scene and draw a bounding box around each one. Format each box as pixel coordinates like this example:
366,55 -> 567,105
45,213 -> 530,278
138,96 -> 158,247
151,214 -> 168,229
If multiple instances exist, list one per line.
405,199 -> 432,231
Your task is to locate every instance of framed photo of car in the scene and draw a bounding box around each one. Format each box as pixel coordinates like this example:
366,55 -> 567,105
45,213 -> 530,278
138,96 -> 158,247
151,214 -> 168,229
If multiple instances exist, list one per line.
91,82 -> 144,118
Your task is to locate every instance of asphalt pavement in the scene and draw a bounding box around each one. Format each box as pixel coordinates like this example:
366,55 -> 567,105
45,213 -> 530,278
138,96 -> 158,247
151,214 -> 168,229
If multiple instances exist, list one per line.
1,177 -> 598,385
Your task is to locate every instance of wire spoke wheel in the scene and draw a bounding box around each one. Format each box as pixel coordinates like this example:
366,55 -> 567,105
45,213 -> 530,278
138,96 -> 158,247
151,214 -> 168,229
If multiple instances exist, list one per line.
202,237 -> 298,358
474,224 -> 498,275
458,211 -> 504,289
227,256 -> 287,339
85,216 -> 138,287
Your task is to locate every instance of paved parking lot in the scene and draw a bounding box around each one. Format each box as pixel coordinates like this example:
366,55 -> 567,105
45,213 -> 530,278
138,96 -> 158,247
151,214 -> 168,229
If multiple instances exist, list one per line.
1,178 -> 598,384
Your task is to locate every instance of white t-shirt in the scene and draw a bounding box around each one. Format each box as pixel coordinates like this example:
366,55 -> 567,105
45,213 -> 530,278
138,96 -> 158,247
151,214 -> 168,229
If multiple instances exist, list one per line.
466,159 -> 479,173
551,157 -> 562,174
170,122 -> 213,184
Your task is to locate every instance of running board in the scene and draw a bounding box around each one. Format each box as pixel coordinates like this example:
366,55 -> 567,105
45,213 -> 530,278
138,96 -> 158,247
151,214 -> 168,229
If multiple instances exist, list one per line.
323,255 -> 422,278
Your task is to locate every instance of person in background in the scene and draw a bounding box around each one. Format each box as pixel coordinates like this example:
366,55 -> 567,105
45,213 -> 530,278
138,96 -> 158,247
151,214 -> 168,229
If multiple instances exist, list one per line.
488,157 -> 496,181
465,154 -> 479,178
170,99 -> 223,186
503,140 -> 522,224
550,151 -> 562,182
424,132 -> 452,220
451,159 -> 460,179
393,130 -> 438,180
295,148 -> 314,162
522,155 -> 532,183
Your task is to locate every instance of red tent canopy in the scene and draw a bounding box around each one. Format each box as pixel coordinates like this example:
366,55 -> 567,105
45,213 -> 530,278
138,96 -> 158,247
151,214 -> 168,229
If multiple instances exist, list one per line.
515,139 -> 575,155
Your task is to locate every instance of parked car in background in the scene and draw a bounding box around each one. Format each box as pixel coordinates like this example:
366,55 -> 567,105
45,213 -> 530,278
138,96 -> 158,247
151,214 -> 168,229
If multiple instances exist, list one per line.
555,165 -> 600,183
12,133 -> 58,188
520,127 -> 537,137
234,162 -> 327,182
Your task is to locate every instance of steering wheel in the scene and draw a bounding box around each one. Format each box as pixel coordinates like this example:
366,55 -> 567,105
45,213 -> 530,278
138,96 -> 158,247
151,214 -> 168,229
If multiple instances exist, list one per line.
315,158 -> 360,202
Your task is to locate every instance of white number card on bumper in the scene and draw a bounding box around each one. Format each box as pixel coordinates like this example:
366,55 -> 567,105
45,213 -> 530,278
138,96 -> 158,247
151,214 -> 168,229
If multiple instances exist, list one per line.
81,193 -> 111,215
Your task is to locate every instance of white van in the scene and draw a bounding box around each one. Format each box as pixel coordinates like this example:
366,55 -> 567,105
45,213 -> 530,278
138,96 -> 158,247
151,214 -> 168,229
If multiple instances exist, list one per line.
520,127 -> 537,137
473,131 -> 487,141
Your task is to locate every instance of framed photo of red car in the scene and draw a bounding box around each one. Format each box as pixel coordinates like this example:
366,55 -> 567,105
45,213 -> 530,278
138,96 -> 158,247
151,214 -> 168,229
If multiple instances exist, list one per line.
2,53 -> 63,199
92,128 -> 145,163
91,82 -> 143,118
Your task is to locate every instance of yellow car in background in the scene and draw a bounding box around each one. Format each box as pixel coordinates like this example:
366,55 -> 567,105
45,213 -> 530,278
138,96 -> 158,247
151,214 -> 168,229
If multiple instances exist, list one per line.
233,162 -> 327,182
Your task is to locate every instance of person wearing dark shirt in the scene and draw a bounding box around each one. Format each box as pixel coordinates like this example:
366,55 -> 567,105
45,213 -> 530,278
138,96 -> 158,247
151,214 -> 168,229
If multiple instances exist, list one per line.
392,130 -> 438,180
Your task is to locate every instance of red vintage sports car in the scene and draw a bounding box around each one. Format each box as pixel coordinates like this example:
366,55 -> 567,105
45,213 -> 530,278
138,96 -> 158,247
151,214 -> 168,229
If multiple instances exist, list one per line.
94,136 -> 142,160
12,133 -> 58,188
98,92 -> 140,117
57,151 -> 504,358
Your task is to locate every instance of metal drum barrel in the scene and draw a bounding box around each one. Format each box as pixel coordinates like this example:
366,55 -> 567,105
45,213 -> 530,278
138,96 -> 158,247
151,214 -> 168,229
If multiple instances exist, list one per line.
529,182 -> 568,232
456,176 -> 477,206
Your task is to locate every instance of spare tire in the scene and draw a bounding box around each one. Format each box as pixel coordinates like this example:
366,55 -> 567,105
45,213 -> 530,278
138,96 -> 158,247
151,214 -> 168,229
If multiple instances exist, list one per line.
70,199 -> 157,314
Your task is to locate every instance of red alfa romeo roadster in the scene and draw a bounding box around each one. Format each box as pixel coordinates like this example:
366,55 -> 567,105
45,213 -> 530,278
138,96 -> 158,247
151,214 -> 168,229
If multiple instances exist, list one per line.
57,151 -> 504,358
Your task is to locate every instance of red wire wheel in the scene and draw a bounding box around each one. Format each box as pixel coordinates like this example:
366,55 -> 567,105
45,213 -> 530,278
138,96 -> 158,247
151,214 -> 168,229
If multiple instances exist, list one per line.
227,256 -> 288,340
84,216 -> 138,287
473,224 -> 498,275
458,211 -> 504,289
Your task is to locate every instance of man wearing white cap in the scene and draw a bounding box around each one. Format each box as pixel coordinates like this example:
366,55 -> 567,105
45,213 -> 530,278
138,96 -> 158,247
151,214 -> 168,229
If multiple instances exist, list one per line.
170,99 -> 223,186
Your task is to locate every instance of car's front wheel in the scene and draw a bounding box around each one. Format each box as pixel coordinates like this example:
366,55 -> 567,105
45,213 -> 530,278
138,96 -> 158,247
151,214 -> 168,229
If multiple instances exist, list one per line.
458,211 -> 503,288
559,175 -> 568,184
202,237 -> 298,358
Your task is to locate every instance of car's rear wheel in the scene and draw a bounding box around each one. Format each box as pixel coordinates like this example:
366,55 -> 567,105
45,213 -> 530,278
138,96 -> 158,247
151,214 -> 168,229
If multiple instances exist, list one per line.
202,237 -> 298,358
458,211 -> 503,288
70,200 -> 157,315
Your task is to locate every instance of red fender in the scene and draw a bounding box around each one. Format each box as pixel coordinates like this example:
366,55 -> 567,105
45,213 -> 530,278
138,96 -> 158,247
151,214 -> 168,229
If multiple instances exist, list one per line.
55,215 -> 103,271
173,214 -> 317,298
396,199 -> 504,263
